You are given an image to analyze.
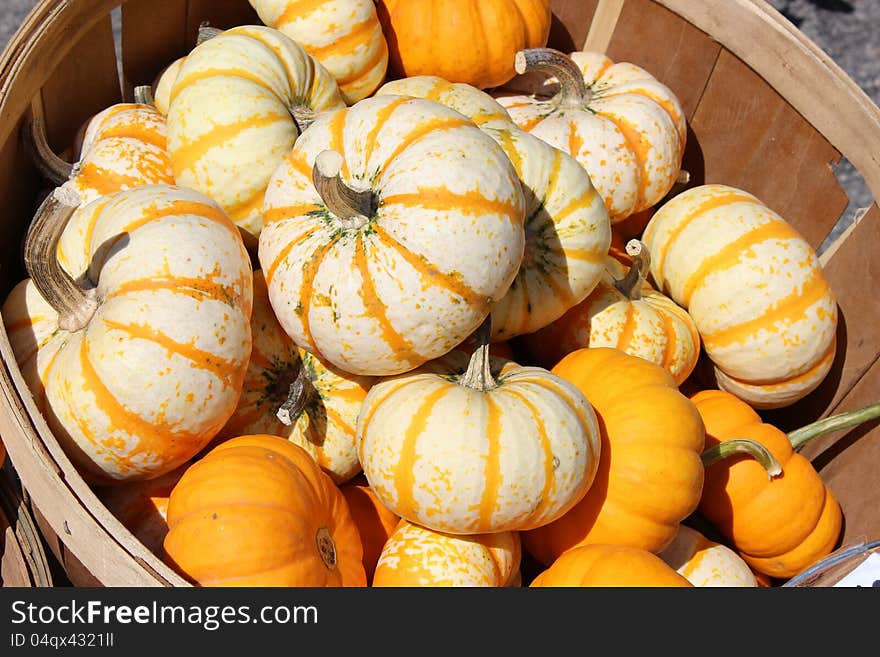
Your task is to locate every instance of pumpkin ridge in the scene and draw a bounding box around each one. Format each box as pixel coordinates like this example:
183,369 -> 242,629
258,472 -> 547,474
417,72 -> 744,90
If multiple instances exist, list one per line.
298,236 -> 340,354
477,395 -> 503,528
363,97 -> 410,166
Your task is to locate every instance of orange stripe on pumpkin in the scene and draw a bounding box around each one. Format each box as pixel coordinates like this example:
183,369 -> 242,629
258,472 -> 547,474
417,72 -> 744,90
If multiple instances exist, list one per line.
277,0 -> 326,26
615,304 -> 638,353
380,187 -> 521,224
226,188 -> 266,224
306,16 -> 376,60
596,111 -> 651,210
363,97 -> 410,165
477,395 -> 503,528
263,226 -> 321,288
354,232 -> 421,364
702,268 -> 833,351
296,237 -> 338,353
94,121 -> 167,150
335,35 -> 387,86
328,110 -> 349,177
382,117 -> 472,171
171,67 -> 277,103
679,220 -> 803,308
372,224 -> 489,311
659,310 -> 678,375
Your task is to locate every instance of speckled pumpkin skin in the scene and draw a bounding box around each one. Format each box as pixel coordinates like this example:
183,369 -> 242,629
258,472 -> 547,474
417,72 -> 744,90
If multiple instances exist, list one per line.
258,95 -> 527,376
2,185 -> 253,484
658,524 -> 758,587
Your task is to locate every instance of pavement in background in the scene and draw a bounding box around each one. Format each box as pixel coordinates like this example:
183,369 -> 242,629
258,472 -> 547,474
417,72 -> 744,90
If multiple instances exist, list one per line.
1,0 -> 877,244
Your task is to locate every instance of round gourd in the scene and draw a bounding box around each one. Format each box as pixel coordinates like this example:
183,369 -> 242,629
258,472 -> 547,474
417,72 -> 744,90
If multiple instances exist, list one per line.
523,347 -> 705,564
497,48 -> 686,223
642,184 -> 838,409
375,76 -> 612,340
372,519 -> 521,587
152,57 -> 186,116
657,524 -> 758,587
249,0 -> 388,104
96,462 -> 189,557
357,318 -> 601,535
521,240 -> 700,385
215,270 -> 374,484
163,434 -> 366,586
691,389 -> 842,579
1,185 -> 253,484
529,543 -> 692,587
166,24 -> 346,248
258,95 -> 526,376
339,475 -> 400,583
376,0 -> 552,90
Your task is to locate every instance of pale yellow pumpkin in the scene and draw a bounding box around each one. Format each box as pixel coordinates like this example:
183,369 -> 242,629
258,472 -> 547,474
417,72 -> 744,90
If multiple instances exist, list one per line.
521,241 -> 700,385
642,184 -> 837,408
375,76 -> 612,341
1,185 -> 253,484
166,25 -> 346,248
249,0 -> 388,105
372,519 -> 521,587
215,270 -> 374,484
153,57 -> 186,116
497,48 -> 686,224
357,318 -> 601,534
258,95 -> 526,376
657,524 -> 758,587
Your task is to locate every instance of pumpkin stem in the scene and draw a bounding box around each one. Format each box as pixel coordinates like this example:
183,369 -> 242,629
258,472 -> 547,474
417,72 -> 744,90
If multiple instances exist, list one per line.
460,314 -> 496,392
787,402 -> 880,451
292,105 -> 317,133
612,239 -> 650,300
701,439 -> 783,480
313,150 -> 373,229
24,186 -> 98,333
276,356 -> 316,426
197,23 -> 222,45
514,47 -> 591,106
22,116 -> 73,185
134,85 -> 155,107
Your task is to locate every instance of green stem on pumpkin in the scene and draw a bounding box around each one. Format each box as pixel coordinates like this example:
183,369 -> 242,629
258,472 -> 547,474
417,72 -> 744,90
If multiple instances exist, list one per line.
787,402 -> 880,451
514,47 -> 591,106
701,439 -> 783,480
613,239 -> 651,300
312,150 -> 373,229
23,186 -> 98,333
460,314 -> 496,392
134,85 -> 155,107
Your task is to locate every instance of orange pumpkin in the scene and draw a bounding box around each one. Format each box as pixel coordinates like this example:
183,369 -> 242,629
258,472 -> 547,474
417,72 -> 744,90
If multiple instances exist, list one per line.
529,544 -> 692,587
523,347 -> 705,564
163,434 -> 366,586
339,475 -> 400,583
376,0 -> 552,90
691,389 -> 842,579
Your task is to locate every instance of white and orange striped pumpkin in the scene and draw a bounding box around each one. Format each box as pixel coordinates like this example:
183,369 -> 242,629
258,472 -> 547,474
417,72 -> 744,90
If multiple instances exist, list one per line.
521,241 -> 700,385
375,76 -> 612,340
215,270 -> 374,484
249,0 -> 388,105
166,25 -> 346,249
372,519 -> 521,587
152,57 -> 186,116
657,524 -> 758,587
63,102 -> 173,207
1,185 -> 253,484
258,95 -> 526,376
357,319 -> 601,534
496,48 -> 686,224
642,184 -> 837,408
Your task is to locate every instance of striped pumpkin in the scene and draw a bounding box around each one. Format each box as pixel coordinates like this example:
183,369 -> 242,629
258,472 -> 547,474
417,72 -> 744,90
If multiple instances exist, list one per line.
375,76 -> 612,340
152,57 -> 186,116
642,184 -> 838,409
1,185 -> 253,484
357,320 -> 601,534
496,48 -> 686,224
521,241 -> 700,385
63,102 -> 173,207
657,524 -> 758,587
215,270 -> 374,484
166,25 -> 346,249
258,95 -> 526,376
249,0 -> 388,105
372,519 -> 521,587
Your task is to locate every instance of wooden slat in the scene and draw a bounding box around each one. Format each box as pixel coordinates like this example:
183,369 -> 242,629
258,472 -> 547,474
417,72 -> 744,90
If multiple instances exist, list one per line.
797,356 -> 880,547
185,0 -> 261,49
39,13 -> 120,155
548,0 -> 599,52
688,49 -> 849,249
121,0 -> 188,95
604,0 -> 721,120
583,0 -> 624,54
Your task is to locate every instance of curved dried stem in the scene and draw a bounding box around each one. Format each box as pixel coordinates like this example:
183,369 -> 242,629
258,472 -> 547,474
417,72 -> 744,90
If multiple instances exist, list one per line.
514,47 -> 591,106
460,315 -> 496,392
22,117 -> 73,185
613,239 -> 651,300
276,357 -> 316,427
312,150 -> 373,229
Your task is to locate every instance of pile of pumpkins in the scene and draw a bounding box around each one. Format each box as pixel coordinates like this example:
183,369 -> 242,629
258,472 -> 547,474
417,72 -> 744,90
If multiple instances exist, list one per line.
3,0 -> 874,587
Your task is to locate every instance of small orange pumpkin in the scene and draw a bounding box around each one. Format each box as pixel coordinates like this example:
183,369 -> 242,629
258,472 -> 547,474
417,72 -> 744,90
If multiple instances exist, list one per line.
339,475 -> 400,584
163,434 -> 366,586
529,544 -> 692,587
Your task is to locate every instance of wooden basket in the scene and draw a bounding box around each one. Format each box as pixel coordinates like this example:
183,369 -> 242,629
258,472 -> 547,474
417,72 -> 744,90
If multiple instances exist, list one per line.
1,464 -> 54,587
0,0 -> 877,587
